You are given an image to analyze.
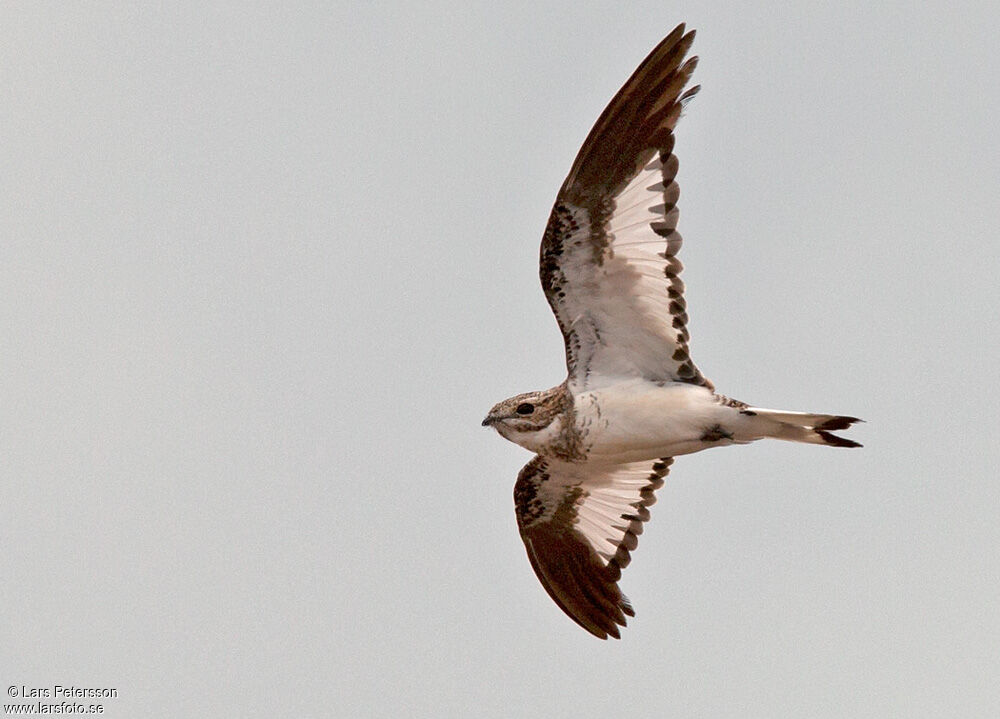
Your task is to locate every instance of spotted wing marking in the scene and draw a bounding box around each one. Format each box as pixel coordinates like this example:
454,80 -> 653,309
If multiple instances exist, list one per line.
513,455 -> 673,639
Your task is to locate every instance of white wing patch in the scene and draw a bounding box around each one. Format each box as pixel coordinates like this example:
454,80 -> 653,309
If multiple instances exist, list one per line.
601,152 -> 691,377
569,458 -> 670,568
541,150 -> 708,392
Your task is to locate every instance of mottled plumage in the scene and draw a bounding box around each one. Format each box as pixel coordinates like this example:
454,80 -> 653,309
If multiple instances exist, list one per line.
483,24 -> 862,639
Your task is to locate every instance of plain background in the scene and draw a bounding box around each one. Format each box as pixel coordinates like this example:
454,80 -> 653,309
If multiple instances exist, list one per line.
3,2 -> 999,717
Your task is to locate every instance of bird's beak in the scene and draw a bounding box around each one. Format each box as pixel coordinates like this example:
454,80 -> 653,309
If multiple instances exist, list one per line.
481,414 -> 496,427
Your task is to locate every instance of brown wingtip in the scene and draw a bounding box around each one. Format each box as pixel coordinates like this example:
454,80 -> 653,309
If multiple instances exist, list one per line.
680,83 -> 701,104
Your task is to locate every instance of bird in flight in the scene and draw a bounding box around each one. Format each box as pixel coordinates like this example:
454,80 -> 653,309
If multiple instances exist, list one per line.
482,24 -> 862,640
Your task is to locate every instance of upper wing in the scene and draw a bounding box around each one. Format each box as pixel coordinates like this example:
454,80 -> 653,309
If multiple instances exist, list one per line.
540,24 -> 712,392
513,455 -> 673,639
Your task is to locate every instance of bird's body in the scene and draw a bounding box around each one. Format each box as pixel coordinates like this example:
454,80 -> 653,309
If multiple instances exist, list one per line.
488,378 -> 857,465
571,380 -> 748,462
483,24 -> 862,639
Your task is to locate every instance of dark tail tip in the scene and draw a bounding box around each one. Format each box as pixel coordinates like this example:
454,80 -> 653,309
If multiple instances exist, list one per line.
816,429 -> 863,448
815,415 -> 863,431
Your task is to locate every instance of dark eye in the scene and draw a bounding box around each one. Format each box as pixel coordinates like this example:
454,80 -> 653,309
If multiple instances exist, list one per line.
515,403 -> 535,415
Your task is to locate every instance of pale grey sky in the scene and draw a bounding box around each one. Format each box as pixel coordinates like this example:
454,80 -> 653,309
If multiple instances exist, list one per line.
2,2 -> 999,717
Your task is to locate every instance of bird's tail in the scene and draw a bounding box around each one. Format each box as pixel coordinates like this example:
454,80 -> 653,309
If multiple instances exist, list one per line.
747,408 -> 863,448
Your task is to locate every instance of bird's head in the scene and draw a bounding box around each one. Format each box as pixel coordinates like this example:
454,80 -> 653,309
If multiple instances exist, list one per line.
482,385 -> 569,452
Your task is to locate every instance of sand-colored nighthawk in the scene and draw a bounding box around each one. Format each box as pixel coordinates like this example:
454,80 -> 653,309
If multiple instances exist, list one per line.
482,25 -> 862,639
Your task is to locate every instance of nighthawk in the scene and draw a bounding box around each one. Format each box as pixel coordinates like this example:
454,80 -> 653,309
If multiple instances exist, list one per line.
482,24 -> 862,639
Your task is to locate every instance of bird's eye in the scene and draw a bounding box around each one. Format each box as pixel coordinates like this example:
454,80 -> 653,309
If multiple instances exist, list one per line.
515,403 -> 535,415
